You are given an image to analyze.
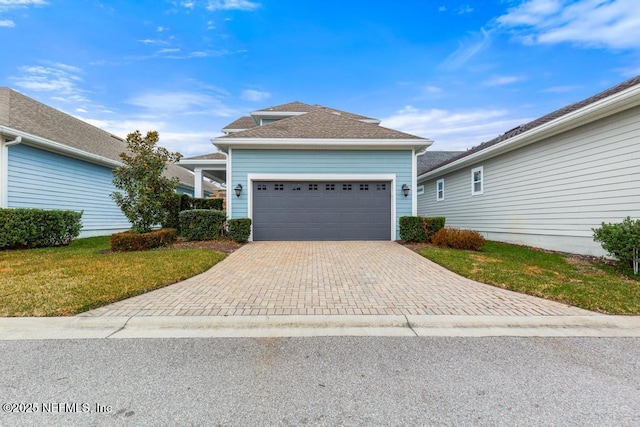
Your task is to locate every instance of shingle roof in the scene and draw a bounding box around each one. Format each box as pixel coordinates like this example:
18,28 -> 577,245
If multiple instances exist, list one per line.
221,116 -> 256,131
422,75 -> 640,174
184,152 -> 227,160
417,151 -> 465,175
220,108 -> 424,140
254,102 -> 376,121
0,87 -> 202,190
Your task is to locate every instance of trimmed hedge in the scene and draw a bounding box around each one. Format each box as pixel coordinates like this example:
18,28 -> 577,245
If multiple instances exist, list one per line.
227,218 -> 252,243
110,228 -> 177,252
0,208 -> 82,249
431,227 -> 486,251
192,197 -> 223,210
179,209 -> 226,241
162,194 -> 225,230
399,216 -> 446,242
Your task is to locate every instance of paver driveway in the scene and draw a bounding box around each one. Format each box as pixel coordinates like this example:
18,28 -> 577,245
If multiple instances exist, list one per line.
80,242 -> 595,317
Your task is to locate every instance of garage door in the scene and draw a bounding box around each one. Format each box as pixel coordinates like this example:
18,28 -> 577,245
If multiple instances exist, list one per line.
252,181 -> 391,241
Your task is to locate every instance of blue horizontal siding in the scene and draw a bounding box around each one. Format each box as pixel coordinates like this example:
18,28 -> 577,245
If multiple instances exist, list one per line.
7,144 -> 130,236
231,149 -> 413,239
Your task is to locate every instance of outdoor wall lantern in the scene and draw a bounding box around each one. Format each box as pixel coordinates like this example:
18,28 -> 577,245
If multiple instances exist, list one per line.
234,184 -> 243,198
402,184 -> 410,197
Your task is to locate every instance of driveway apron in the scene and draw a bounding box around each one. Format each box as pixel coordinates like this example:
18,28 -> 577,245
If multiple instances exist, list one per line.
79,242 -> 595,317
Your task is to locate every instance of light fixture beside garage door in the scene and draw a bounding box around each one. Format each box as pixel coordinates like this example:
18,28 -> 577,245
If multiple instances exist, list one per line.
402,184 -> 410,197
234,183 -> 243,197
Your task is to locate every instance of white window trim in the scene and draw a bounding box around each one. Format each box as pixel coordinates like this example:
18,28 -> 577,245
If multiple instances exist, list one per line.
436,179 -> 444,201
416,184 -> 425,196
471,166 -> 483,195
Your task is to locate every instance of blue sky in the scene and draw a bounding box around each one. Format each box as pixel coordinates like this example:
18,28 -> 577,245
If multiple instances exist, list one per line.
1,0 -> 639,156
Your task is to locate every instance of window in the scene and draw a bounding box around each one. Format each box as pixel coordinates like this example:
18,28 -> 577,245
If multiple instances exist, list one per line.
471,166 -> 483,195
325,184 -> 335,191
342,184 -> 352,191
274,184 -> 284,191
376,184 -> 387,191
359,184 -> 369,191
436,180 -> 444,200
417,185 -> 425,196
257,184 -> 267,191
308,184 -> 318,191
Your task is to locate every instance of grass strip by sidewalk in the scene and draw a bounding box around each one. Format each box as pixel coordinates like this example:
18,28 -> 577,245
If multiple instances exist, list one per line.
0,236 -> 226,317
420,241 -> 640,314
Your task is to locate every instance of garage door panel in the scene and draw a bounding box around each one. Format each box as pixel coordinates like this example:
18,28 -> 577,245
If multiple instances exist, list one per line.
252,181 -> 391,241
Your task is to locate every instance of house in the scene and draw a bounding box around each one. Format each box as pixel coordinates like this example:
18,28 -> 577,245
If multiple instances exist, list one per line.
181,102 -> 432,241
417,75 -> 640,256
0,88 -> 211,237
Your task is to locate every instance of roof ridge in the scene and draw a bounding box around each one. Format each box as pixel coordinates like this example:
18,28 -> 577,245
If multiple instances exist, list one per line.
423,74 -> 640,173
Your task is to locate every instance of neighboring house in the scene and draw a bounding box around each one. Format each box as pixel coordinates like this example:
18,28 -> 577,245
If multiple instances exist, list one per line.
0,88 -> 210,237
417,75 -> 640,256
181,102 -> 432,241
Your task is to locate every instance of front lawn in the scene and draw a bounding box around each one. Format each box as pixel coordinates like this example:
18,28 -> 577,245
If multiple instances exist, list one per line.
420,241 -> 640,314
0,236 -> 227,316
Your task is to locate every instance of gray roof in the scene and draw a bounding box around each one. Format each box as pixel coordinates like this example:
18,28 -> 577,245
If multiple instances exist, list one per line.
220,108 -> 424,140
422,74 -> 640,174
417,151 -> 465,175
254,101 -> 376,121
221,116 -> 256,131
0,87 -> 205,190
184,152 -> 227,160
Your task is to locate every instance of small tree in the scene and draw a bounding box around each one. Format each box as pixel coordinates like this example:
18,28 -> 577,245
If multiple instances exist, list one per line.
111,130 -> 182,233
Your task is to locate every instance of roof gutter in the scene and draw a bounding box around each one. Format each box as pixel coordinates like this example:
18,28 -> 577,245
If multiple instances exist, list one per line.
417,82 -> 640,182
0,125 -> 122,168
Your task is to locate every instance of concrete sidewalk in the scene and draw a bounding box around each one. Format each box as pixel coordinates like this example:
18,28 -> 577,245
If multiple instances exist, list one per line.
2,315 -> 639,340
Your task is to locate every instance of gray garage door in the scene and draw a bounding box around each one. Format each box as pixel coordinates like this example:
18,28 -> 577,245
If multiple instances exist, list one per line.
252,181 -> 391,241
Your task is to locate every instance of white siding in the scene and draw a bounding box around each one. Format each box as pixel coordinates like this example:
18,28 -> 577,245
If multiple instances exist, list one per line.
418,105 -> 640,256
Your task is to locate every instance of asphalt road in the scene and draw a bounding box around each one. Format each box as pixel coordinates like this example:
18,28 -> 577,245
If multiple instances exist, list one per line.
1,337 -> 639,426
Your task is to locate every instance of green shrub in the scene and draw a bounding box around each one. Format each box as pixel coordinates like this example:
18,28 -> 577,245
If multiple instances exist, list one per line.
0,208 -> 82,249
110,228 -> 177,252
399,216 -> 446,242
593,217 -> 640,274
179,209 -> 226,241
431,227 -> 485,251
192,198 -> 223,210
179,193 -> 192,211
227,218 -> 251,243
162,193 -> 182,229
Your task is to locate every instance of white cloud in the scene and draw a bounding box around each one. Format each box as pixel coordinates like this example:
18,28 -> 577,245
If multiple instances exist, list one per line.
458,5 -> 474,14
0,19 -> 14,27
157,26 -> 168,32
181,0 -> 195,8
0,0 -> 47,12
206,0 -> 260,11
241,89 -> 271,102
438,6 -> 447,12
126,90 -> 237,117
540,85 -> 580,93
9,63 -> 87,100
440,28 -> 492,70
497,0 -> 640,50
483,75 -> 526,86
381,106 -> 533,151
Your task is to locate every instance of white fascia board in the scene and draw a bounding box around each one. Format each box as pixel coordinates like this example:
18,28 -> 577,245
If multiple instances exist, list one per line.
0,125 -> 122,168
250,111 -> 306,118
221,128 -> 249,133
360,119 -> 382,124
177,159 -> 227,170
214,138 -> 433,151
417,84 -> 640,183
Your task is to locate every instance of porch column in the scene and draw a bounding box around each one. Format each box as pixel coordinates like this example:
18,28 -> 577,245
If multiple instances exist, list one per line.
194,168 -> 203,198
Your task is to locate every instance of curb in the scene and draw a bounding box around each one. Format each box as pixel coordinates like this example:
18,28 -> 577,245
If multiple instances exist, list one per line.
0,315 -> 639,340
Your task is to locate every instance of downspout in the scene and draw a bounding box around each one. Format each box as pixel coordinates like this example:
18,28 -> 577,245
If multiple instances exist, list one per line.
1,136 -> 22,208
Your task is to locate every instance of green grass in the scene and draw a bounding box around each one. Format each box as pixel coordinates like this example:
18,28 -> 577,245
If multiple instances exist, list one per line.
0,236 -> 226,317
420,241 -> 640,314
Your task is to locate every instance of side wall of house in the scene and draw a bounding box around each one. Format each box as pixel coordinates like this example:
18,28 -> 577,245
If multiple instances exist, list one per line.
7,143 -> 130,237
417,105 -> 640,256
230,149 -> 414,239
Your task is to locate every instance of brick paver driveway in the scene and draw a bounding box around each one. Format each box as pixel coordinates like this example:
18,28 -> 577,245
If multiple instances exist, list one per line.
80,242 -> 594,317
